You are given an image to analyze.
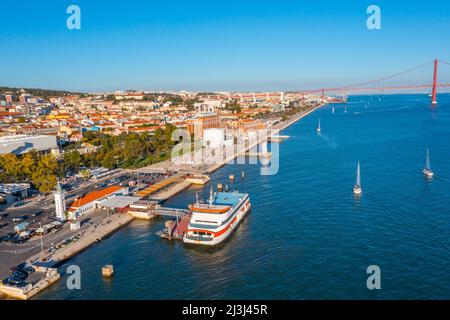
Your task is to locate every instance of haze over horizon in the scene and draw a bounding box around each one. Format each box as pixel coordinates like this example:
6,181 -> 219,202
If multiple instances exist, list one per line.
1,0 -> 449,92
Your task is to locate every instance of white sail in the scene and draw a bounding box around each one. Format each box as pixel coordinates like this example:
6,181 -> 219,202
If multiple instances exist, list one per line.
356,161 -> 361,187
425,149 -> 431,170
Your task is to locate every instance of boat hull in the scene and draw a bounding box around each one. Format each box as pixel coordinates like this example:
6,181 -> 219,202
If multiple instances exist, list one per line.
186,176 -> 211,185
128,211 -> 155,220
423,169 -> 434,178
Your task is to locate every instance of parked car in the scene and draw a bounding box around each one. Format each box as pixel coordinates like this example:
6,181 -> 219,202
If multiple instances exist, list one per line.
11,270 -> 27,281
11,201 -> 25,207
12,216 -> 28,223
32,211 -> 44,217
7,277 -> 24,286
11,263 -> 34,276
0,233 -> 15,242
0,213 -> 8,219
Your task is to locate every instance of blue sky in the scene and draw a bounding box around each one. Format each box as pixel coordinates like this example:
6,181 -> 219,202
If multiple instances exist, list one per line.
0,0 -> 449,92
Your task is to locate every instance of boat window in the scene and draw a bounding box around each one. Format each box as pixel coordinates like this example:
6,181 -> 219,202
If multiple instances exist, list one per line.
195,220 -> 217,224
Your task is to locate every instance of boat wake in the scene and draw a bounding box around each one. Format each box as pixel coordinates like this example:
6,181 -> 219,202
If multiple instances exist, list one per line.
353,105 -> 413,115
318,133 -> 338,149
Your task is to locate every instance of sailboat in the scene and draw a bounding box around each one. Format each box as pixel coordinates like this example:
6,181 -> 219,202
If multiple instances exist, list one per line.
353,161 -> 362,195
316,118 -> 321,133
423,149 -> 434,178
332,107 -> 335,114
344,106 -> 348,113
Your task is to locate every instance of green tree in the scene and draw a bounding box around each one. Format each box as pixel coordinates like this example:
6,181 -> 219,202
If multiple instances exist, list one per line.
0,153 -> 21,181
225,100 -> 242,113
80,169 -> 91,180
20,151 -> 37,180
63,150 -> 82,172
101,151 -> 115,169
31,154 -> 58,193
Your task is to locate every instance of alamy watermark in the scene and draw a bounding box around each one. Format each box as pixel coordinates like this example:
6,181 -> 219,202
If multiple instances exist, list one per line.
366,5 -> 382,30
366,265 -> 381,290
170,128 -> 280,176
66,5 -> 81,30
66,265 -> 81,290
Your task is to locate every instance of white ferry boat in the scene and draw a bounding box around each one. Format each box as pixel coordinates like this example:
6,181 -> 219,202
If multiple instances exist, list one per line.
183,189 -> 251,246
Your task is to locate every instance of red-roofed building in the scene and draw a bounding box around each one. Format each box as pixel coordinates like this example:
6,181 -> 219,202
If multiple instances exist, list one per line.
68,185 -> 128,219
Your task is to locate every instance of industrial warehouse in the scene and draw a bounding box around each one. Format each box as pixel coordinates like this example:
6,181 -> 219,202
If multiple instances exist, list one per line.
0,135 -> 58,155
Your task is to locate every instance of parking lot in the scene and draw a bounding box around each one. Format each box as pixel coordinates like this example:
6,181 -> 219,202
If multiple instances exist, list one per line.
0,170 -> 168,279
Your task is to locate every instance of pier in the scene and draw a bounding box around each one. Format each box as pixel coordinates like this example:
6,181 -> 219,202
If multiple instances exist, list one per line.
151,207 -> 190,218
0,265 -> 60,300
156,212 -> 191,241
136,172 -> 186,198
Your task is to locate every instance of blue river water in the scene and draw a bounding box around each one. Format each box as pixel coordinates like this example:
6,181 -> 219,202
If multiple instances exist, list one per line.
36,94 -> 450,299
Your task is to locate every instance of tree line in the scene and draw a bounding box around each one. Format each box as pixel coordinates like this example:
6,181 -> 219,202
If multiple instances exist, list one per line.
0,124 -> 180,194
0,151 -> 58,193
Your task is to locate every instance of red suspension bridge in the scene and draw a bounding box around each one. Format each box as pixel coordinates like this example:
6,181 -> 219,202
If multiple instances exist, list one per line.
298,58 -> 450,105
200,58 -> 450,105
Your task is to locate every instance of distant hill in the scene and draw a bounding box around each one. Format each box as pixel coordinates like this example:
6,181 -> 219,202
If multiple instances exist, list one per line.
0,86 -> 87,100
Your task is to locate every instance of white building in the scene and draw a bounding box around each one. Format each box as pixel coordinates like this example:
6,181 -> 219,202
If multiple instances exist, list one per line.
54,182 -> 66,221
194,100 -> 223,113
0,183 -> 30,205
67,185 -> 128,220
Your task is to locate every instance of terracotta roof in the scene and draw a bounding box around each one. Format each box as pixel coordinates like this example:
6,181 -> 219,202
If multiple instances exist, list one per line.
69,185 -> 123,209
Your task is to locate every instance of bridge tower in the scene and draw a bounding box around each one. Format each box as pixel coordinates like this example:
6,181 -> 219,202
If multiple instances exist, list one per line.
431,59 -> 438,105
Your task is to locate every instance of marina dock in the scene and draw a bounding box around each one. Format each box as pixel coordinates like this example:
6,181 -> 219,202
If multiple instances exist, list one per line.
136,172 -> 186,198
153,205 -> 191,241
157,213 -> 191,241
151,206 -> 190,218
0,266 -> 60,300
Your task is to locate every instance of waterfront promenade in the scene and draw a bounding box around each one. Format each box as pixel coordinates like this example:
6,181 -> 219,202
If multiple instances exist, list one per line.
146,103 -> 325,175
48,213 -> 134,263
